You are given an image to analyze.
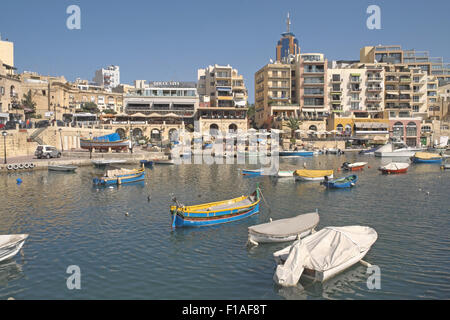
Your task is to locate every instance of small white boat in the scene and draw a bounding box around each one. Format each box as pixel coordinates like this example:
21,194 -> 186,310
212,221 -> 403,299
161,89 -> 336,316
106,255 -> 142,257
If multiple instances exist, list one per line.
379,162 -> 410,174
273,226 -> 377,285
375,143 -> 423,157
92,159 -> 127,167
48,165 -> 78,172
0,234 -> 28,262
248,211 -> 319,245
154,159 -> 175,165
276,170 -> 295,178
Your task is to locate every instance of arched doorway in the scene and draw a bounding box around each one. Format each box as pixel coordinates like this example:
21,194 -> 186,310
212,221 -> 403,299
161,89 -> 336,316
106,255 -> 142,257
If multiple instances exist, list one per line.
151,129 -> 161,141
393,122 -> 404,140
210,123 -> 219,136
308,125 -> 317,131
132,128 -> 143,139
336,124 -> 344,133
344,124 -> 352,136
228,123 -> 238,133
116,128 -> 126,140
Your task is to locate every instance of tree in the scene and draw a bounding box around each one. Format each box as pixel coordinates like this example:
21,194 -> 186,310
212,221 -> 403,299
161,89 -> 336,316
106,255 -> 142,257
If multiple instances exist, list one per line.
80,102 -> 100,114
103,108 -> 117,115
286,117 -> 302,144
21,90 -> 37,118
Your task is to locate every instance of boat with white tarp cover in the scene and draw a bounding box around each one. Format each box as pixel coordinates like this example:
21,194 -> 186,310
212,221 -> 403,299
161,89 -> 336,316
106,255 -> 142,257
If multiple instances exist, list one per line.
273,226 -> 377,285
0,234 -> 29,262
248,211 -> 319,245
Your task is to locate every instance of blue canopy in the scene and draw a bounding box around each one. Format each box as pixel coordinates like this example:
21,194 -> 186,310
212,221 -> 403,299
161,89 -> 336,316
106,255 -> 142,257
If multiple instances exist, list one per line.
93,133 -> 121,142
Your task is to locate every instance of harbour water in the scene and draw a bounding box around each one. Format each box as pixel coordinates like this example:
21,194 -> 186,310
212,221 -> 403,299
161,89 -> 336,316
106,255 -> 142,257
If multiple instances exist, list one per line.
0,154 -> 449,300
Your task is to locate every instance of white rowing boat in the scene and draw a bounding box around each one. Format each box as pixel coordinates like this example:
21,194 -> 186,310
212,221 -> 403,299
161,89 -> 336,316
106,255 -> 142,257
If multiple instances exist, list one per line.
92,159 -> 127,167
0,234 -> 29,262
248,211 -> 319,245
273,226 -> 377,285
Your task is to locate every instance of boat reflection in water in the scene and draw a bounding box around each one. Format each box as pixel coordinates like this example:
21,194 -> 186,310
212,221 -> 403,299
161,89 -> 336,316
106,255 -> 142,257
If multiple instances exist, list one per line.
0,260 -> 25,287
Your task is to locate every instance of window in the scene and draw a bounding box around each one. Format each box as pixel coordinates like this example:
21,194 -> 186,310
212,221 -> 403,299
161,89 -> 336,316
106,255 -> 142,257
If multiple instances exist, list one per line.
393,122 -> 404,138
406,122 -> 417,136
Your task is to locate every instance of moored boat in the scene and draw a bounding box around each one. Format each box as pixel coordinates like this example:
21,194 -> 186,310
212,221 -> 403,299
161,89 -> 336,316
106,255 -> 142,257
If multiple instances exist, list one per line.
154,159 -> 175,165
93,166 -> 145,186
273,226 -> 377,285
374,143 -> 423,157
140,160 -> 154,167
0,234 -> 28,262
276,170 -> 295,178
242,169 -> 263,176
341,162 -> 367,171
379,162 -> 409,174
48,165 -> 78,172
80,133 -> 129,152
294,169 -> 334,181
411,152 -> 443,164
248,211 -> 319,245
322,175 -> 358,189
170,188 -> 261,228
92,159 -> 127,167
359,146 -> 380,155
279,150 -> 314,157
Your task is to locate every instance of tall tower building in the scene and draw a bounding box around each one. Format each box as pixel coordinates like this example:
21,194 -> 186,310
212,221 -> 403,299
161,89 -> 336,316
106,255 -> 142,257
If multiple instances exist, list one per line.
276,13 -> 300,62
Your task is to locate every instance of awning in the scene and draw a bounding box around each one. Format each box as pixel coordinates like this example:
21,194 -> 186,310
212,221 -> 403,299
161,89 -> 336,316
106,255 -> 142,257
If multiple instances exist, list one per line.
235,101 -> 247,107
217,87 -> 232,92
0,113 -> 9,118
355,122 -> 388,129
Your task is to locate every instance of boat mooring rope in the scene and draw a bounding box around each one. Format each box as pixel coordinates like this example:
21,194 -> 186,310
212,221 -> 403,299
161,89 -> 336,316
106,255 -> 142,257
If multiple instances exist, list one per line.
257,186 -> 272,220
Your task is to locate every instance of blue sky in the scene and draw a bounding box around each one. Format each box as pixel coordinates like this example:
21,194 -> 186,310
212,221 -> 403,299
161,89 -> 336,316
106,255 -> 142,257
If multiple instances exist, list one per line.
1,0 -> 449,103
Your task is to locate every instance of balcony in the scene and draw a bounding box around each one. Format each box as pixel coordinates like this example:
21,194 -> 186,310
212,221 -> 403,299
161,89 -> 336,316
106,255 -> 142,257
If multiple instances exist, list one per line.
367,77 -> 383,82
367,86 -> 383,92
349,79 -> 362,84
349,87 -> 362,93
330,78 -> 342,83
332,106 -> 344,112
366,96 -> 383,102
400,77 -> 412,83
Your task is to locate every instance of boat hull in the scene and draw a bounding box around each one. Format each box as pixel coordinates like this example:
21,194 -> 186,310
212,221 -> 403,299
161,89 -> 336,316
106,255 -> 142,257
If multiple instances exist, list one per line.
279,151 -> 314,157
248,228 -> 313,245
93,170 -> 145,186
323,175 -> 358,189
411,157 -> 443,164
379,168 -> 408,174
242,169 -> 262,176
80,139 -> 129,151
48,165 -> 77,172
0,235 -> 28,263
295,174 -> 334,181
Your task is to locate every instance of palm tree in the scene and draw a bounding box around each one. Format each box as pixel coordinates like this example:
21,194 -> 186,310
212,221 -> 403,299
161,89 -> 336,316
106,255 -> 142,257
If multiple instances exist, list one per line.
21,90 -> 37,119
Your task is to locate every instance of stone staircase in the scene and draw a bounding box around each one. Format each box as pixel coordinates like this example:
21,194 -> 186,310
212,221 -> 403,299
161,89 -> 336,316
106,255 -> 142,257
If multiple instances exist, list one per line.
29,127 -> 47,145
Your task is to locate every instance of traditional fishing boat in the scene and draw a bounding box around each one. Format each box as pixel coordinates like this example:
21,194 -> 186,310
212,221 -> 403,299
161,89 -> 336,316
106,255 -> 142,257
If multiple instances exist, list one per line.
247,211 -> 319,246
273,226 -> 377,285
48,165 -> 78,172
322,175 -> 358,189
93,166 -> 145,186
140,160 -> 154,167
80,133 -> 129,152
242,169 -> 263,176
294,169 -> 334,181
0,234 -> 28,262
279,150 -> 314,157
411,152 -> 443,164
379,162 -> 410,174
170,189 -> 261,228
341,162 -> 367,171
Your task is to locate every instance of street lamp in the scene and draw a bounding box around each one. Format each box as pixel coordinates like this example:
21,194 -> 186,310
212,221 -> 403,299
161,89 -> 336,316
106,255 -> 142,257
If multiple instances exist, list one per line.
2,131 -> 7,164
89,131 -> 93,159
59,128 -> 64,152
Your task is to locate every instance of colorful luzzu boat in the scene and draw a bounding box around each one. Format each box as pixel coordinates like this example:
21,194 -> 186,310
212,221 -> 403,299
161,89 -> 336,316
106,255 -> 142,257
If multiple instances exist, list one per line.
279,150 -> 314,157
170,188 -> 261,228
294,169 -> 334,181
411,152 -> 443,164
93,166 -> 145,186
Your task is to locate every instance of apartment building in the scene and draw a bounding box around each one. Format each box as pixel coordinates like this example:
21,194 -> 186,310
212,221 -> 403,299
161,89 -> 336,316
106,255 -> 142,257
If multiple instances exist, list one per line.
197,65 -> 248,133
360,45 -> 450,85
93,65 -> 120,90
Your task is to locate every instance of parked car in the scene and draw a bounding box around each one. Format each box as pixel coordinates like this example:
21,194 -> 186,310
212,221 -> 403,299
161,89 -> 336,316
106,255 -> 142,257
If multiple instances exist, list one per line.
5,120 -> 20,130
35,120 -> 50,128
35,145 -> 62,159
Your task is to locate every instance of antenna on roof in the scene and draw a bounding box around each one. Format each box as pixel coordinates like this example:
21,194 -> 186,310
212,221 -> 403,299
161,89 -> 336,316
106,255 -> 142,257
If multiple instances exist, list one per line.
286,12 -> 291,33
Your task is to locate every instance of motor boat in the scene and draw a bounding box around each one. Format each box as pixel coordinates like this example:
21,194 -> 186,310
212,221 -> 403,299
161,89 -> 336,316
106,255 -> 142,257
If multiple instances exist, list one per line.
374,143 -> 423,157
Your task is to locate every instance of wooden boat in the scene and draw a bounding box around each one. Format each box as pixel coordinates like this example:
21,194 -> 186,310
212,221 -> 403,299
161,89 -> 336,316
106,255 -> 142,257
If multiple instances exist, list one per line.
80,133 -> 129,152
248,211 -> 319,245
341,162 -> 367,171
154,159 -> 175,165
294,169 -> 334,181
0,234 -> 28,262
242,169 -> 263,176
93,166 -> 145,186
170,189 -> 261,228
279,150 -> 314,157
48,165 -> 78,172
140,160 -> 154,167
276,170 -> 295,178
273,226 -> 377,285
379,162 -> 409,174
411,152 -> 443,164
92,159 -> 127,167
322,175 -> 358,189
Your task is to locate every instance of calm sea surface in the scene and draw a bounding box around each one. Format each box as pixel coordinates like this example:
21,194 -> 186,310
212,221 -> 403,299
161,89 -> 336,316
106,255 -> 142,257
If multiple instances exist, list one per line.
0,153 -> 449,300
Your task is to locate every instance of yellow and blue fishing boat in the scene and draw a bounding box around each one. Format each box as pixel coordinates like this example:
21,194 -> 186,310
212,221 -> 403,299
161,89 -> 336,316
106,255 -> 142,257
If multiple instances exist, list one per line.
170,188 -> 261,228
93,165 -> 145,186
411,152 -> 443,164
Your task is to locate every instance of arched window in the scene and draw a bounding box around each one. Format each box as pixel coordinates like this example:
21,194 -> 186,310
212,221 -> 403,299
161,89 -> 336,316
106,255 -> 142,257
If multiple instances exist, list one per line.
228,123 -> 238,133
393,122 -> 404,138
132,128 -> 143,139
309,125 -> 317,131
345,124 -> 352,135
406,122 -> 417,137
115,128 -> 126,140
336,124 -> 344,133
151,129 -> 161,140
210,123 -> 219,136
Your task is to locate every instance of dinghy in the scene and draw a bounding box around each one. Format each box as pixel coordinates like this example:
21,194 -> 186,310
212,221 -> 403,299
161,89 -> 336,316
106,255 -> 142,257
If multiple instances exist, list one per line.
93,166 -> 145,186
276,170 -> 295,178
279,151 -> 314,157
0,234 -> 28,262
379,162 -> 409,174
242,169 -> 263,176
170,188 -> 260,228
322,175 -> 358,189
273,226 -> 377,285
248,211 -> 319,245
294,169 -> 334,181
341,162 -> 367,171
48,165 -> 78,172
411,152 -> 443,164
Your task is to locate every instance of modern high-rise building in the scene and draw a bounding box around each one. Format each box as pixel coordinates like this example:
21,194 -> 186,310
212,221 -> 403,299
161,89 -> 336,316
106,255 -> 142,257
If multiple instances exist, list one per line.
276,13 -> 300,62
93,65 -> 120,90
